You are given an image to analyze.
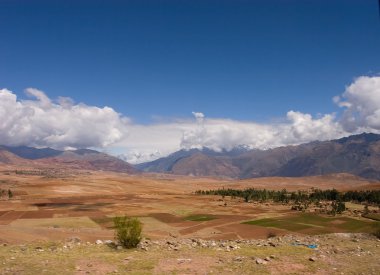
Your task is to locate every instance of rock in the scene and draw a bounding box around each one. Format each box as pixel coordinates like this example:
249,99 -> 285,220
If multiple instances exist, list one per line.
264,257 -> 271,262
35,246 -> 44,252
95,240 -> 103,245
116,245 -> 123,250
309,257 -> 317,262
66,237 -> 81,243
234,256 -> 244,262
256,258 -> 267,265
177,258 -> 192,264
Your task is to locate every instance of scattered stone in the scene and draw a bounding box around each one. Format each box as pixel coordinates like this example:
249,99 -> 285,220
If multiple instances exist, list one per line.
35,246 -> 44,252
309,257 -> 317,262
234,256 -> 244,262
256,258 -> 267,265
95,240 -> 103,245
177,258 -> 192,264
66,237 -> 81,243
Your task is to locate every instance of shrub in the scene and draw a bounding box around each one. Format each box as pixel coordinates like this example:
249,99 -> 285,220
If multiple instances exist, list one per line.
267,231 -> 277,238
113,216 -> 142,248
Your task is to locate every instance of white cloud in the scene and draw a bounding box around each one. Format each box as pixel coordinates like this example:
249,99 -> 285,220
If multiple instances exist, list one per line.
115,111 -> 347,163
2,75 -> 380,164
192,111 -> 205,123
335,75 -> 380,132
0,88 -> 128,149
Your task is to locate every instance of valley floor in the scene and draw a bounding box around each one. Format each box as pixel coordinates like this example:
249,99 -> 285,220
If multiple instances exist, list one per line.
0,167 -> 379,274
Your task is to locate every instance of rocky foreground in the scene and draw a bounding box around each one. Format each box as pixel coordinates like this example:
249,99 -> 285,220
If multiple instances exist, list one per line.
0,233 -> 379,274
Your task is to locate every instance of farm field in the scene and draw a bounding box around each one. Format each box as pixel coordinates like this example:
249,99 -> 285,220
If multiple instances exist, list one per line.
0,166 -> 379,274
0,166 -> 379,244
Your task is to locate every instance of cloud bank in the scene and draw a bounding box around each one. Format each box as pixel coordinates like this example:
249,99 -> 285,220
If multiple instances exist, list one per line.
1,75 -> 380,163
0,88 -> 128,149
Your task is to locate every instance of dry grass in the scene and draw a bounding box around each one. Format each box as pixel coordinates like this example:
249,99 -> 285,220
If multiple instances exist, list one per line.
0,235 -> 379,274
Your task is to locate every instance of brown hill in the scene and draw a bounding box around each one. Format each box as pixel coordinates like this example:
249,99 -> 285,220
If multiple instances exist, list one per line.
0,148 -> 32,165
36,149 -> 135,173
137,133 -> 380,180
171,152 -> 240,177
0,147 -> 135,173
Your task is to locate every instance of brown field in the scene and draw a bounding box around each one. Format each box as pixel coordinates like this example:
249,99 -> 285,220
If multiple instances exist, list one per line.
0,165 -> 379,245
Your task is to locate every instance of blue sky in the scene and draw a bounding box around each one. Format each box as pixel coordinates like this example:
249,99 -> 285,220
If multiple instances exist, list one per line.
1,0 -> 379,123
1,0 -> 380,162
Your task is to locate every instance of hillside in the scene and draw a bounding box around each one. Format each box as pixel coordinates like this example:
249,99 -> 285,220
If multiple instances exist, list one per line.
0,146 -> 135,173
136,133 -> 380,180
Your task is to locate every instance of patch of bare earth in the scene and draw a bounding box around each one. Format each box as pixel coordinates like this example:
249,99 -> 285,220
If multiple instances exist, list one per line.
74,259 -> 115,274
154,256 -> 216,275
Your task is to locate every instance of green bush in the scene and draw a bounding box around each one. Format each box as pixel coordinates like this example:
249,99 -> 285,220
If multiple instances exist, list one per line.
113,216 -> 142,248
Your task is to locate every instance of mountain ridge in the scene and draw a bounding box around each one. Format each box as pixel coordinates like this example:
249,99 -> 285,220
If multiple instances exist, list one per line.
136,133 -> 380,180
0,146 -> 135,173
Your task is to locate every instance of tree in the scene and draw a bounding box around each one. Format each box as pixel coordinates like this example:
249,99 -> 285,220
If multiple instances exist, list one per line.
330,200 -> 345,216
113,216 -> 142,248
336,200 -> 345,214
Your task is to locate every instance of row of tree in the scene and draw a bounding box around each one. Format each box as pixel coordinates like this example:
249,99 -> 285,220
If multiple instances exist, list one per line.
195,188 -> 380,205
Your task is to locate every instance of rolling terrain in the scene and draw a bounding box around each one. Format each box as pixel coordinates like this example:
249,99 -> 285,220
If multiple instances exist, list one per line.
137,133 -> 380,180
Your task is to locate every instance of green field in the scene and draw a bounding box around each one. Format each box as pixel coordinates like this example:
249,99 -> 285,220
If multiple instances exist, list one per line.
243,213 -> 379,234
184,214 -> 216,221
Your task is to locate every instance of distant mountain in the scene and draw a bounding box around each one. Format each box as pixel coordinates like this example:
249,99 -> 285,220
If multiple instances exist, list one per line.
0,146 -> 135,173
0,148 -> 32,165
135,146 -> 251,173
136,133 -> 380,180
0,145 -> 61,159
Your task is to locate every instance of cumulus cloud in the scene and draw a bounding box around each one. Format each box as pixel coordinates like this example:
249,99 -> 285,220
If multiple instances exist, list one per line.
2,75 -> 380,163
335,76 -> 380,132
0,88 -> 128,149
179,111 -> 345,153
115,110 -> 347,163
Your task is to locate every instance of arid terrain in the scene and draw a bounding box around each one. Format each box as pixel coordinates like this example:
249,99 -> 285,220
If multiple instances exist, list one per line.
0,164 -> 379,274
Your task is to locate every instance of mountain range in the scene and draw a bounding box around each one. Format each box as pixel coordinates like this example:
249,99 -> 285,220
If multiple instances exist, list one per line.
0,146 -> 135,173
1,133 -> 380,180
136,133 -> 380,180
